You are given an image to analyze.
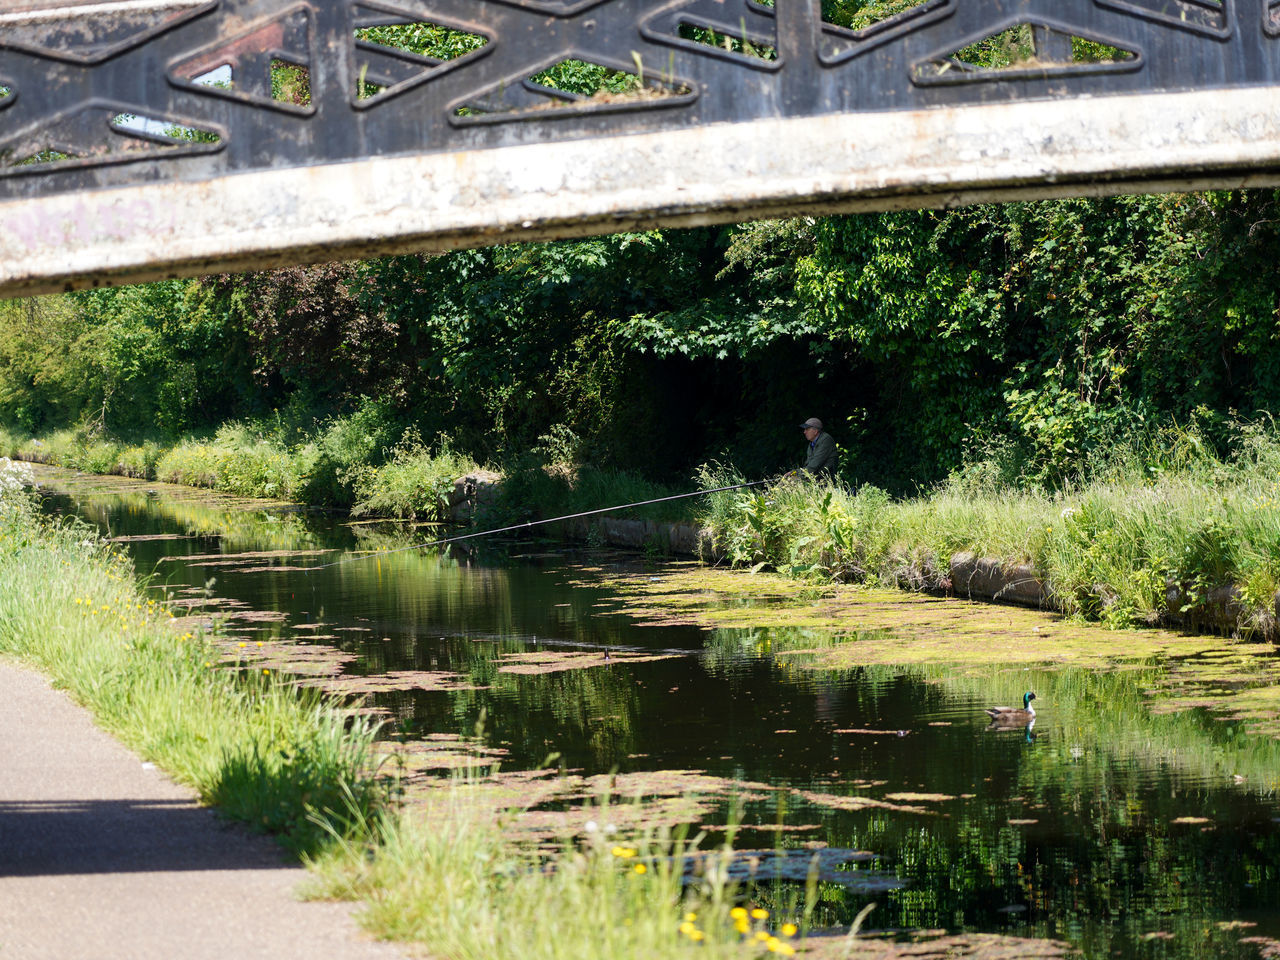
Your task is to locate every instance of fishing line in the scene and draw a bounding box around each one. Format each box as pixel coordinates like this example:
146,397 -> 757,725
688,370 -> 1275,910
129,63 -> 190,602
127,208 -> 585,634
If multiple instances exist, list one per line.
303,478 -> 772,572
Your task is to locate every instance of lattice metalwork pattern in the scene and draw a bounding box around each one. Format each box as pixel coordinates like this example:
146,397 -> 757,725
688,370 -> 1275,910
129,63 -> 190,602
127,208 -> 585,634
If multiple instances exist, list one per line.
0,0 -> 1274,200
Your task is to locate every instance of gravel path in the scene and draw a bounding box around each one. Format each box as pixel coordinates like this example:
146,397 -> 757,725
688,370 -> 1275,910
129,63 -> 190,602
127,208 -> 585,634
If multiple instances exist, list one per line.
0,661 -> 409,960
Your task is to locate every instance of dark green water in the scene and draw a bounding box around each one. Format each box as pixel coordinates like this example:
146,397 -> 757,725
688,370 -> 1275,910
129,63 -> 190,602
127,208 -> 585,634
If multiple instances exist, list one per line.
37,472 -> 1280,960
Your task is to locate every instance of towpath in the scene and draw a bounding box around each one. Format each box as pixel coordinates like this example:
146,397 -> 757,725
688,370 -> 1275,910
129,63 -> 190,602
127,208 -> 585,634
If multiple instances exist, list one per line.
0,661 -> 409,960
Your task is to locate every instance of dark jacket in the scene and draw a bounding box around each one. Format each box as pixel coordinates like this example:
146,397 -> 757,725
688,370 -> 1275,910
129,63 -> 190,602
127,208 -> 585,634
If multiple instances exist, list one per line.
804,431 -> 836,478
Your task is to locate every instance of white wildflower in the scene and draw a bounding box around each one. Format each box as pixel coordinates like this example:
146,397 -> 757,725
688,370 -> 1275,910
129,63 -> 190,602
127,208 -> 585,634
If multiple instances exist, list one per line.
0,458 -> 34,510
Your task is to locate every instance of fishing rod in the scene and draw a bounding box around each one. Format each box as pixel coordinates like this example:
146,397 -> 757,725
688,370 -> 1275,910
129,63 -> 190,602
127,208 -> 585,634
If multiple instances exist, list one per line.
304,477 -> 773,571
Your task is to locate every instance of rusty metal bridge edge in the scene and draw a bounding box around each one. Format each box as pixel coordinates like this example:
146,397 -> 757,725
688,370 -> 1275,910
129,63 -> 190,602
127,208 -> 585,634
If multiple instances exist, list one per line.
5,0 -> 1280,298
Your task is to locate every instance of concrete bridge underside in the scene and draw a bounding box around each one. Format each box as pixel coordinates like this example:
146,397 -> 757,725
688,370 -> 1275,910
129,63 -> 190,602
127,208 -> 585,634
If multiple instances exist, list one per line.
4,0 -> 1280,298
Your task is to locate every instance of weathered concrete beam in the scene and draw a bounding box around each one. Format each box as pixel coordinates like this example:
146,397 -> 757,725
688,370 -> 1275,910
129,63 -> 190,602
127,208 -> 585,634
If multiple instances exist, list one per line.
2,0 -> 192,13
5,85 -> 1280,298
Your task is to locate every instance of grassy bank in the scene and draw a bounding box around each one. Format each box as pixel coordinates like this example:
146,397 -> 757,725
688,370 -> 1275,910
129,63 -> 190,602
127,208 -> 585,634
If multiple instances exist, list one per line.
0,457 -> 383,855
0,421 -> 696,527
697,424 -> 1280,637
0,459 -> 792,959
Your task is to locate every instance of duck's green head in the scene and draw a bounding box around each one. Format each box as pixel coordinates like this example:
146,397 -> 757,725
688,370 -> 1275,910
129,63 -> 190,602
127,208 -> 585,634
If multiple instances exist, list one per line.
1023,692 -> 1037,708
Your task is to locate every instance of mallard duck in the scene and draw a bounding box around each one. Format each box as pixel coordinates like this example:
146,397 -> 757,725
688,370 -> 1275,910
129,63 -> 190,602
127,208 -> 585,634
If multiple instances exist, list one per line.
985,692 -> 1036,723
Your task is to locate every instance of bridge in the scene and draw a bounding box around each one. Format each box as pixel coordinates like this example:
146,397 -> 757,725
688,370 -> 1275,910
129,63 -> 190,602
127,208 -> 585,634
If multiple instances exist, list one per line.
3,0 -> 1280,298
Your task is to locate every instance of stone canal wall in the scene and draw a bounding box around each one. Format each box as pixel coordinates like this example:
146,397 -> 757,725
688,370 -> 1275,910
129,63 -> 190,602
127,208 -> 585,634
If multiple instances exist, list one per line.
551,515 -> 711,557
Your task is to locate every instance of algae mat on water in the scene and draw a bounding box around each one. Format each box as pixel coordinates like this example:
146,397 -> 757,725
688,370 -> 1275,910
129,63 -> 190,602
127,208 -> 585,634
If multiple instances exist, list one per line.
572,564 -> 1280,736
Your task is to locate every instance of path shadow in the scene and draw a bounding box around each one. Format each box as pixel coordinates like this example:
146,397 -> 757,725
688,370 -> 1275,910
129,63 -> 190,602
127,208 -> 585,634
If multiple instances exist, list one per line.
0,799 -> 294,876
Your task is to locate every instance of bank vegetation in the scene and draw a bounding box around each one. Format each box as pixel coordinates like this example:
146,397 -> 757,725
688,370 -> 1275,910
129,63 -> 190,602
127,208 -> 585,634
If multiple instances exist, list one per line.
0,459 -> 811,960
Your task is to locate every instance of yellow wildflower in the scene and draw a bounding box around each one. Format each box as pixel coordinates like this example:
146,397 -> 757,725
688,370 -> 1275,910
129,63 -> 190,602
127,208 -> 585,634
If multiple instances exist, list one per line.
781,923 -> 798,937
679,922 -> 695,936
690,931 -> 704,942
633,863 -> 647,875
684,912 -> 697,923
730,908 -> 748,920
751,908 -> 769,920
755,931 -> 770,942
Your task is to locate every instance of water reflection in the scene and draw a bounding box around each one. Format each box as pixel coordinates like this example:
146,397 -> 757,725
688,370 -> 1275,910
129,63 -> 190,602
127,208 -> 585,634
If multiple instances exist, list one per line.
34,470 -> 1280,960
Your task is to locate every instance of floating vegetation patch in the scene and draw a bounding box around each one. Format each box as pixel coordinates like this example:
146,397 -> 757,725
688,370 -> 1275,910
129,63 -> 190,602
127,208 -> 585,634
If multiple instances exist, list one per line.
834,727 -> 911,736
216,639 -> 358,676
793,789 -> 935,816
496,650 -> 690,675
378,734 -> 511,774
569,563 -> 1280,738
1140,649 -> 1280,738
390,765 -> 788,842
106,533 -> 196,543
219,609 -> 289,624
161,548 -> 333,568
310,669 -> 488,695
232,564 -> 320,573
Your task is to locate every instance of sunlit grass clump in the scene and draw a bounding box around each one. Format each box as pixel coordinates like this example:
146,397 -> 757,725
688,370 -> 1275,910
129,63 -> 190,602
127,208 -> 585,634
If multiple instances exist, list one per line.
0,413 -> 486,514
155,421 -> 306,499
345,428 -> 480,520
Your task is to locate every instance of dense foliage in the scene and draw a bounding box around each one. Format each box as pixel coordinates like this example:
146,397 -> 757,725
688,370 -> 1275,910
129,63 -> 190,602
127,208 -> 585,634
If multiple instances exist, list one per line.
4,190 -> 1280,494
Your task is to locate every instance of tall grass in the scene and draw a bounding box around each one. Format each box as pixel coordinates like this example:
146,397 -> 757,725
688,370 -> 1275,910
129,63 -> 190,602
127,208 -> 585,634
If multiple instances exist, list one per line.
156,422 -> 306,499
0,417 -> 698,533
697,423 -> 1280,635
347,430 -> 480,520
0,459 -> 383,855
0,426 -> 164,479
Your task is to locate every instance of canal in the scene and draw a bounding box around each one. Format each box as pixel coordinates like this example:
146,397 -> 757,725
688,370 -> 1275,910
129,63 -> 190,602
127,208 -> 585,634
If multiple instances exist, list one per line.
35,466 -> 1280,960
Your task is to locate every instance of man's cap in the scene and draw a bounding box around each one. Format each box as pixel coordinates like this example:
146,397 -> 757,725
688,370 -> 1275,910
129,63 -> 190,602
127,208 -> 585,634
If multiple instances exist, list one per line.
799,417 -> 823,430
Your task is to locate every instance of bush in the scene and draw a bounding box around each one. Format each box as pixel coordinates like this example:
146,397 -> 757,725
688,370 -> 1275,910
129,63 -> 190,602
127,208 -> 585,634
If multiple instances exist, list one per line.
348,429 -> 480,520
296,398 -> 400,506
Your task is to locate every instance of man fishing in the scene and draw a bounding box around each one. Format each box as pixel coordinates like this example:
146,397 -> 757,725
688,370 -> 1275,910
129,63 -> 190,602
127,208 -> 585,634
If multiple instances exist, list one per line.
799,417 -> 836,479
